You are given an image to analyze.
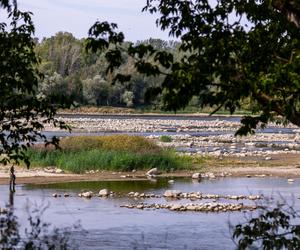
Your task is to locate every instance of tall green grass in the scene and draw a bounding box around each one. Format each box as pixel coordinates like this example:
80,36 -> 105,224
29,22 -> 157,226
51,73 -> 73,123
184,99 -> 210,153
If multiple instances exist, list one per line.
27,135 -> 189,173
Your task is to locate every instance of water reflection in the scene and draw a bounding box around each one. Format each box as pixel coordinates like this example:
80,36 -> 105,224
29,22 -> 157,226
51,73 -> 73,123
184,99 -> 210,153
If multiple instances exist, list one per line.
1,177 -> 300,250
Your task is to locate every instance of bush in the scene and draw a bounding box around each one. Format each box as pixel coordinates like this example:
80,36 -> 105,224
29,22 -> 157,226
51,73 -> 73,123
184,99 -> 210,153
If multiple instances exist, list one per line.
57,135 -> 160,154
159,135 -> 172,143
232,199 -> 300,249
27,135 -> 188,173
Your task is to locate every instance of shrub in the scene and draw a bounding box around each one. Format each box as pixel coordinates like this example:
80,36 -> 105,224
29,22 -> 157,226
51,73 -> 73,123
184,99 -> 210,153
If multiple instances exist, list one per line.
27,135 -> 189,173
57,135 -> 160,154
159,135 -> 172,143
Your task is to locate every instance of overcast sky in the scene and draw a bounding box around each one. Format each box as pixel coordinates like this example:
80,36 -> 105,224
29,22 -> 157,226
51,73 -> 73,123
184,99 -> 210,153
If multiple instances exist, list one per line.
16,0 -> 170,42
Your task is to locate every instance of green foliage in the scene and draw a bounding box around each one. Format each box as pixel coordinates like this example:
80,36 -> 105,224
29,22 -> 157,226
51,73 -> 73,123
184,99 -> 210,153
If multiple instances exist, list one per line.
87,0 -> 300,134
58,135 -> 161,154
233,202 -> 300,249
35,31 -> 181,109
0,204 -> 79,249
28,149 -> 182,173
27,135 -> 186,173
0,0 -> 69,167
159,135 -> 172,143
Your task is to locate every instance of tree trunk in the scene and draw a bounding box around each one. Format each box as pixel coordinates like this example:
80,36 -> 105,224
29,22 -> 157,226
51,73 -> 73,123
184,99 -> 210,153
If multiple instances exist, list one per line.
272,0 -> 300,27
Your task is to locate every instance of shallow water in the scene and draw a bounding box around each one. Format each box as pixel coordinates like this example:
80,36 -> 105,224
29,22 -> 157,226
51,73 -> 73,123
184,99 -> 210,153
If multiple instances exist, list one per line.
1,177 -> 300,249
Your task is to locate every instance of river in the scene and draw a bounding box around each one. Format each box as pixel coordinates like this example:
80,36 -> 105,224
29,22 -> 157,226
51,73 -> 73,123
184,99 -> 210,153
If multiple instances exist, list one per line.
1,177 -> 299,249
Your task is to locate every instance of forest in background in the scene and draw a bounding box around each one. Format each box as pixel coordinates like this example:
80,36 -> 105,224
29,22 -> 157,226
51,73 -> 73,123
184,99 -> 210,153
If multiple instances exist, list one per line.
35,32 -> 252,112
35,32 -> 179,110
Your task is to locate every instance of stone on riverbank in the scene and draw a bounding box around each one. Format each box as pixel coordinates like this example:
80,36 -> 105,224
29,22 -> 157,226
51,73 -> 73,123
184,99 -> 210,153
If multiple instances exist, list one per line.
80,191 -> 93,198
99,189 -> 110,197
55,168 -> 64,174
164,190 -> 182,198
146,168 -> 160,177
192,173 -> 201,179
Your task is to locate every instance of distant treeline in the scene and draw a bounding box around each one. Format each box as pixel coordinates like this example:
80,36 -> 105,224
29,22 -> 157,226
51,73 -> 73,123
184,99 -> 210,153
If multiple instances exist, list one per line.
35,32 -> 252,112
35,32 -> 185,109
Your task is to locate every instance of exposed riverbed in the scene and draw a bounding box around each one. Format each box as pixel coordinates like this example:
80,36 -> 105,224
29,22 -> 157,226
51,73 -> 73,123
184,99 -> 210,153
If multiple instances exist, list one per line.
44,114 -> 300,159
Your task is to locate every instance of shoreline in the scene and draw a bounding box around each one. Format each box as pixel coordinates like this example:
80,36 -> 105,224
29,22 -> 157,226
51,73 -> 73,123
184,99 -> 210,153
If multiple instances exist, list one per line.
1,154 -> 300,185
57,112 -> 245,118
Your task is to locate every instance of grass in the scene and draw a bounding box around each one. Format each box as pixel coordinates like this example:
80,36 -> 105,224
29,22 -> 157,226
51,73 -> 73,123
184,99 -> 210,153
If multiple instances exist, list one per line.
159,135 -> 172,143
27,135 -> 190,173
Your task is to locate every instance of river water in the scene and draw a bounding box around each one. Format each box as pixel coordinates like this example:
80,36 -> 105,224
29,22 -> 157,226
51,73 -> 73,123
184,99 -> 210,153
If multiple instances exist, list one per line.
1,177 -> 300,249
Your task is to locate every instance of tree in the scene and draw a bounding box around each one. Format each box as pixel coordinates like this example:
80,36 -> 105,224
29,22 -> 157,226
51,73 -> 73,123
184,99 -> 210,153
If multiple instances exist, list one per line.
35,32 -> 83,77
232,200 -> 300,249
87,0 -> 300,135
0,0 -> 69,192
122,90 -> 134,107
82,75 -> 110,105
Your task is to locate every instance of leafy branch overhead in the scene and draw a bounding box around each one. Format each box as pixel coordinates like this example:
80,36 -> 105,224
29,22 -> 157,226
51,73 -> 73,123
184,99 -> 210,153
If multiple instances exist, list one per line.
87,0 -> 300,135
0,0 -> 70,167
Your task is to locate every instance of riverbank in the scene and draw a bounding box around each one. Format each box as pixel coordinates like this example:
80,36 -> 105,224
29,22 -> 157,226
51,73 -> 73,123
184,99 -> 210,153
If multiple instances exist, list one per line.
1,153 -> 300,185
44,114 -> 300,158
57,106 -> 250,116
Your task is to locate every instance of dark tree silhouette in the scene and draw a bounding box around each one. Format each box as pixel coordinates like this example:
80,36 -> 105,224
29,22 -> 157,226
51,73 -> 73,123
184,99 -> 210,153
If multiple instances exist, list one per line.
0,0 -> 69,191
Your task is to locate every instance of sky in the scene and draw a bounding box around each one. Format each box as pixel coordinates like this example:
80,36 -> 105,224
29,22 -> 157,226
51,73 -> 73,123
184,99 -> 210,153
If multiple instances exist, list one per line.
15,0 -> 170,42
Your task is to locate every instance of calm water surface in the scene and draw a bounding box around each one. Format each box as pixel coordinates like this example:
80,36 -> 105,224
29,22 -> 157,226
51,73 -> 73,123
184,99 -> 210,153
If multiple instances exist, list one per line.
1,177 -> 300,249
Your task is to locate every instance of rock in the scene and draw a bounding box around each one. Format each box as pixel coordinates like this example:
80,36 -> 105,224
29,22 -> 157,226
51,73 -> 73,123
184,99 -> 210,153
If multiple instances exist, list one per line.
136,204 -> 144,209
55,168 -> 64,174
208,173 -> 216,179
248,195 -> 261,200
99,189 -> 110,197
170,204 -> 182,211
81,191 -> 93,198
168,180 -> 175,184
0,208 -> 7,214
265,156 -> 272,161
44,167 -> 55,173
146,168 -> 160,176
186,205 -> 196,211
164,190 -> 181,198
192,173 -> 201,179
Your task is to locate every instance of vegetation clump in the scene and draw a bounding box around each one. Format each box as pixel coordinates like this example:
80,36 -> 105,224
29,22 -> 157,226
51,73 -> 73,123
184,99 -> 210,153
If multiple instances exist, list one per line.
27,135 -> 187,173
159,135 -> 172,143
